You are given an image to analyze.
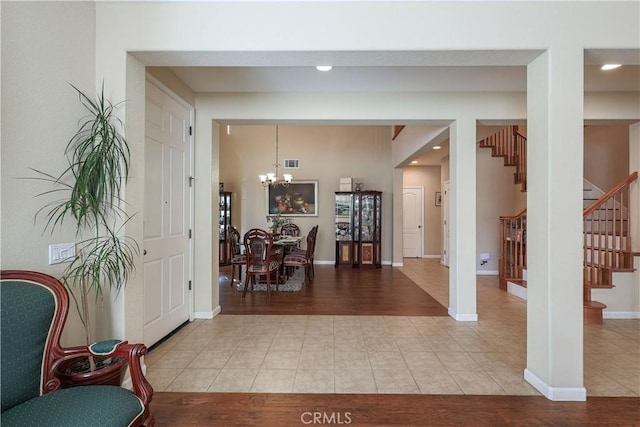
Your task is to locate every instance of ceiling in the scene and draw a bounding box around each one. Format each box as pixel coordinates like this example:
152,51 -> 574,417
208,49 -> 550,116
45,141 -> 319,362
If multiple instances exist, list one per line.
139,48 -> 640,93
146,49 -> 638,167
169,64 -> 639,93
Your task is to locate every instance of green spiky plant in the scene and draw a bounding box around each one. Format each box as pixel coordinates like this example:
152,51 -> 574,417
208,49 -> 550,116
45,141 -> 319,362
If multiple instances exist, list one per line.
31,83 -> 138,371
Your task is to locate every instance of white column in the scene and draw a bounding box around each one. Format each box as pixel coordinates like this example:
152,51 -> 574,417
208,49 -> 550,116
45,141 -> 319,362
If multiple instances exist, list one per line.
191,112 -> 217,319
392,167 -> 404,267
448,117 -> 477,321
525,48 -> 586,401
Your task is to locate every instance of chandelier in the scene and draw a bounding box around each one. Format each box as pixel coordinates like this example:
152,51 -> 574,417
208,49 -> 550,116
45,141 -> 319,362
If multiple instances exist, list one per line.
259,125 -> 293,187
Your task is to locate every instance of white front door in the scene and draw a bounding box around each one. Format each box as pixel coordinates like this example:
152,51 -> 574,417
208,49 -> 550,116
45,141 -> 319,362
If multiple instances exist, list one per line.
143,78 -> 193,347
442,181 -> 450,267
403,187 -> 424,258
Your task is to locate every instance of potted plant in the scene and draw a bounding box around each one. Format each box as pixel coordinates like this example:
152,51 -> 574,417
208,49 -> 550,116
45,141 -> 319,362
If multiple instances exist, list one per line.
31,83 -> 138,386
266,213 -> 289,235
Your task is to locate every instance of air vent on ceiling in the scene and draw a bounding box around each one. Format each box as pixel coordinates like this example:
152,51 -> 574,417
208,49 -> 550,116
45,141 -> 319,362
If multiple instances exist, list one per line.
284,159 -> 300,169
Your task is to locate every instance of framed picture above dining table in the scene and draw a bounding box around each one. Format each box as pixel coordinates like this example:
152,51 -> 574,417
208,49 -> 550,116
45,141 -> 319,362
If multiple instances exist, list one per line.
266,180 -> 318,216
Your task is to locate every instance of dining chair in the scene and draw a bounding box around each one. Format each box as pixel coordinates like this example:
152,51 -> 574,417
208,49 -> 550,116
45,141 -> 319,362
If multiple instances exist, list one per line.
280,223 -> 300,237
242,228 -> 282,299
280,223 -> 301,253
283,225 -> 317,286
228,226 -> 247,286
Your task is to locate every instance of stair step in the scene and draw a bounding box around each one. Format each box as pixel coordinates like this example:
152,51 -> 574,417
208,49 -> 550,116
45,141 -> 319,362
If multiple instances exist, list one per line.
506,279 -> 527,288
584,281 -> 614,289
584,263 -> 635,273
584,300 -> 606,325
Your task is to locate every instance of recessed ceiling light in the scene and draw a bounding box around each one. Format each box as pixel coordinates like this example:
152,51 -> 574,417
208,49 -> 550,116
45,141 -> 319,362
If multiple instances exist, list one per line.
411,160 -> 418,164
433,146 -> 442,150
601,64 -> 622,71
316,65 -> 333,72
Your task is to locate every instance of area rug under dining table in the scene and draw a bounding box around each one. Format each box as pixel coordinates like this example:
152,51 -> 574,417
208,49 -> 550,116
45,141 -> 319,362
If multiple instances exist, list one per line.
233,268 -> 305,292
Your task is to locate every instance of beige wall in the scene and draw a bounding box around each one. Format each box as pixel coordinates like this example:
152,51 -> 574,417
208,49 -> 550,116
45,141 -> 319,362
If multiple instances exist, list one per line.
146,67 -> 196,107
402,166 -> 442,256
219,125 -> 393,264
1,1 -> 96,346
476,144 -> 522,273
584,125 -> 630,192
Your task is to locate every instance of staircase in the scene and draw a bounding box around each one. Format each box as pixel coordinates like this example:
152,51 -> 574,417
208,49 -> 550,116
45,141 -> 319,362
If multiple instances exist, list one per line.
583,172 -> 638,324
484,127 -> 639,325
478,125 -> 527,192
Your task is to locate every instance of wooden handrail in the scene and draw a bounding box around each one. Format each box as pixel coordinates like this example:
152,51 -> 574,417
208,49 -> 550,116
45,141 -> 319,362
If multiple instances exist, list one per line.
498,208 -> 527,290
583,172 -> 638,217
500,208 -> 527,220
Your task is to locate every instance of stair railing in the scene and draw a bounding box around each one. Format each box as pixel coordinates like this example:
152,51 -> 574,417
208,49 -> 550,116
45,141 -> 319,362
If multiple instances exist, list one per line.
583,171 -> 638,301
479,126 -> 527,192
498,208 -> 527,290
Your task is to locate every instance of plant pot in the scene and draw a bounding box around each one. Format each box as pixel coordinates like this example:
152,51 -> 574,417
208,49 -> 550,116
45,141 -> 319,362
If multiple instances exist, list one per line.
56,355 -> 128,388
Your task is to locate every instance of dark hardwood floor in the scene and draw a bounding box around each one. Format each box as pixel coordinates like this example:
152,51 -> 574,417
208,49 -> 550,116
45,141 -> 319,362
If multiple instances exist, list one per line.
218,264 -> 448,316
152,393 -> 640,426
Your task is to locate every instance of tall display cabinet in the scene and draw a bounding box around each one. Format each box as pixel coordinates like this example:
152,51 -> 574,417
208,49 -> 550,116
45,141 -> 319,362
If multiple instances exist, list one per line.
334,191 -> 382,268
219,191 -> 232,265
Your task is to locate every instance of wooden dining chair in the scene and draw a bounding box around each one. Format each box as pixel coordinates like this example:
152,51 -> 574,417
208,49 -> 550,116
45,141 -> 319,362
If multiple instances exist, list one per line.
280,223 -> 300,237
242,228 -> 282,299
228,226 -> 247,286
283,225 -> 317,286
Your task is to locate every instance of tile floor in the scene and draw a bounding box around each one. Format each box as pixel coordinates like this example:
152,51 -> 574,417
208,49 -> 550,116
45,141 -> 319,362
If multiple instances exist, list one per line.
145,259 -> 639,396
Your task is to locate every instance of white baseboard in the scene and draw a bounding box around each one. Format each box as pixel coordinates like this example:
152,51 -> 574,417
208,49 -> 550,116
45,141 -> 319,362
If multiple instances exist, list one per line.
603,311 -> 640,319
316,260 -> 334,265
476,270 -> 499,276
524,369 -> 586,401
382,260 -> 392,266
423,254 -> 441,259
507,282 -> 528,300
392,262 -> 403,267
194,307 -> 219,319
448,308 -> 478,322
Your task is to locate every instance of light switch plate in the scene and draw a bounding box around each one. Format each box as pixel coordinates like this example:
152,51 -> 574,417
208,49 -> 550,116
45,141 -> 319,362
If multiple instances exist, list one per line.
49,243 -> 76,265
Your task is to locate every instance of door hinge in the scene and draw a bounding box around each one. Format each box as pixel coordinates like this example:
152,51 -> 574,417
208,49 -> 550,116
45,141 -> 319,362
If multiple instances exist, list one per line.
189,229 -> 192,239
189,126 -> 193,136
188,280 -> 192,291
189,176 -> 194,187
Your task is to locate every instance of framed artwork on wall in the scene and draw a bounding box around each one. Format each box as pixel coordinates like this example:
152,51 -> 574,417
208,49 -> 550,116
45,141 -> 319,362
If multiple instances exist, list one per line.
266,180 -> 318,216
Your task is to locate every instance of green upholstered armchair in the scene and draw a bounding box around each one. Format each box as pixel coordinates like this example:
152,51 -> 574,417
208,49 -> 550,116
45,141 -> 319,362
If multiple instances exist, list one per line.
1,270 -> 154,426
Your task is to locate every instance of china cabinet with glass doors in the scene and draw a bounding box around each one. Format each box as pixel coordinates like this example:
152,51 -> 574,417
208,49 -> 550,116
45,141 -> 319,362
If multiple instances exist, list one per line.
334,191 -> 382,268
219,191 -> 232,265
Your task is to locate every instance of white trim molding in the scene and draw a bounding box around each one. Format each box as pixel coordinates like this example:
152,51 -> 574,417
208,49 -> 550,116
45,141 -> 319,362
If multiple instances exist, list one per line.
603,311 -> 640,319
195,306 -> 220,319
524,369 -> 587,401
423,254 -> 441,259
448,308 -> 478,322
392,262 -> 404,267
476,270 -> 499,276
507,282 -> 528,300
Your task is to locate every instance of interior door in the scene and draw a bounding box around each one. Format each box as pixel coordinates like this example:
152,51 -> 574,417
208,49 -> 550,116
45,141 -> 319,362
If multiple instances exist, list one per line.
402,187 -> 423,258
442,180 -> 450,267
143,79 -> 193,347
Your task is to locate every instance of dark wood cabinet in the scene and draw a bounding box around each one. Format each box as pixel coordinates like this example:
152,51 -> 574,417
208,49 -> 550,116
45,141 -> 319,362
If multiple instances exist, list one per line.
335,191 -> 382,268
219,191 -> 232,265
